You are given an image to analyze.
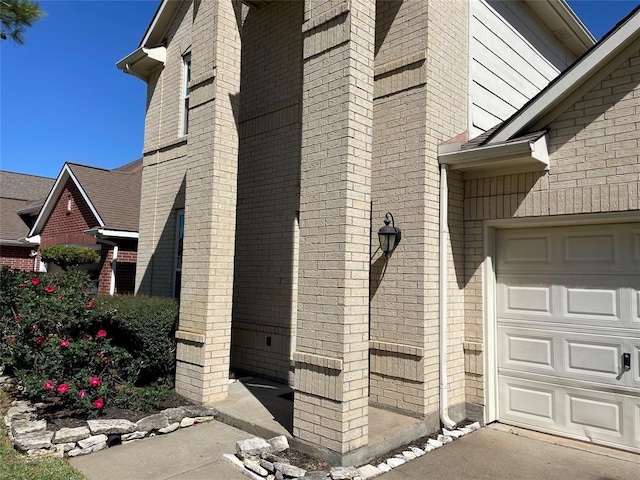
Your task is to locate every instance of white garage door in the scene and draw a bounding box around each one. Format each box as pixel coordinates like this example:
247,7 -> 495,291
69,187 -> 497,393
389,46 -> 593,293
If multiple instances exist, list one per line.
496,222 -> 640,452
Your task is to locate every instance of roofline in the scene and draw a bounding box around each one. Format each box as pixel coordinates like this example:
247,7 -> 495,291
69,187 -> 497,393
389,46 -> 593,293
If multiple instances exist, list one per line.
439,132 -> 549,178
28,164 -> 105,237
488,6 -> 640,144
116,46 -> 167,81
84,227 -> 139,240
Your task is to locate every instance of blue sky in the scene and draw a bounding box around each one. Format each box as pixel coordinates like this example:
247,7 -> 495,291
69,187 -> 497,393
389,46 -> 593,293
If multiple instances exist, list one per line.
1,0 -> 638,179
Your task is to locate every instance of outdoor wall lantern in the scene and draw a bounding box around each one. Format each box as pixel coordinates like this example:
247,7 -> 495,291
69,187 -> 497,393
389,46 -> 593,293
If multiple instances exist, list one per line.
378,212 -> 402,257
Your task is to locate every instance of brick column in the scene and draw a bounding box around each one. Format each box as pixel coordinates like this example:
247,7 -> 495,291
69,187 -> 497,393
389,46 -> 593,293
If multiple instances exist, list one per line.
294,0 -> 375,462
174,0 -> 241,404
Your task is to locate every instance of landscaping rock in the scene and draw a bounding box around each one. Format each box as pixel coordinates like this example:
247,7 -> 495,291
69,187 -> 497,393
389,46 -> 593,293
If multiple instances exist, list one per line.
469,422 -> 481,431
14,430 -> 54,451
236,437 -> 271,459
274,462 -> 306,478
136,413 -> 169,432
68,446 -> 92,457
182,405 -> 218,417
331,466 -> 358,479
5,404 -> 36,423
28,447 -> 63,459
77,434 -> 108,449
91,441 -> 108,453
377,463 -> 391,473
180,417 -> 195,428
53,426 -> 90,444
268,434 -> 289,453
122,431 -> 147,441
461,427 -> 473,435
158,422 -> 179,434
386,457 -> 405,468
194,416 -> 215,423
410,446 -> 425,457
87,419 -> 136,435
260,459 -> 275,473
401,450 -> 417,460
427,438 -> 443,448
245,459 -> 269,476
11,419 -> 47,437
163,407 -> 187,423
305,472 -> 330,480
357,464 -> 382,480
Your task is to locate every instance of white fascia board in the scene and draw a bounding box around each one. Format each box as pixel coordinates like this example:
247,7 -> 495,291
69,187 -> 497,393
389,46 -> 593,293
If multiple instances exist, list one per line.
490,10 -> 640,144
439,135 -> 549,175
28,164 -> 105,237
84,228 -> 139,240
116,46 -> 166,81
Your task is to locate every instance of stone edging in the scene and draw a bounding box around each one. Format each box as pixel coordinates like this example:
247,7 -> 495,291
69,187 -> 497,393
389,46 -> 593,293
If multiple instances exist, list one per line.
1,375 -> 217,459
223,422 -> 482,480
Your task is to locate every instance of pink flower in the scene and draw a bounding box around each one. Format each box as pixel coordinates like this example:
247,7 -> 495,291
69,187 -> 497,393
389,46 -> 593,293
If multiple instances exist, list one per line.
89,376 -> 101,388
58,296 -> 65,301
93,398 -> 104,409
78,389 -> 87,398
31,324 -> 38,331
86,300 -> 95,309
31,277 -> 40,286
57,383 -> 69,394
14,315 -> 21,323
35,336 -> 45,344
96,330 -> 107,339
43,380 -> 55,391
8,337 -> 16,344
18,282 -> 26,287
60,339 -> 70,348
45,285 -> 55,294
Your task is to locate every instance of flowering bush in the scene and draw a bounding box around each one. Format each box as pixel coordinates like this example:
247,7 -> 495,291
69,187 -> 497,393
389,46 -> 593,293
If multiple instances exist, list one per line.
0,266 -> 139,415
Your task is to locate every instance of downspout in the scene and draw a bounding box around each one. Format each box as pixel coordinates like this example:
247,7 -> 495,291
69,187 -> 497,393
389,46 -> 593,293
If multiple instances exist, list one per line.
439,163 -> 456,430
110,245 -> 118,296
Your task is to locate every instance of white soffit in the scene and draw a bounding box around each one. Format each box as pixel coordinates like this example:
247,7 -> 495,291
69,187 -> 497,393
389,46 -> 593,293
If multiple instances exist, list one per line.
438,133 -> 549,178
489,8 -> 640,144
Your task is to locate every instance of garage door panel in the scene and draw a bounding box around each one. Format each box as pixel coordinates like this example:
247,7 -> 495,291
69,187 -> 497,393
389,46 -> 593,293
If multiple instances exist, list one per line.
562,232 -> 618,264
567,394 -> 623,435
501,330 -> 555,370
564,340 -> 622,379
497,222 -> 640,452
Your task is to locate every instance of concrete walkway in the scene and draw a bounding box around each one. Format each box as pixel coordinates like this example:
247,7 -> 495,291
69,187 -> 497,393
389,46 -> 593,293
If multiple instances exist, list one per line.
69,419 -> 249,480
381,425 -> 640,480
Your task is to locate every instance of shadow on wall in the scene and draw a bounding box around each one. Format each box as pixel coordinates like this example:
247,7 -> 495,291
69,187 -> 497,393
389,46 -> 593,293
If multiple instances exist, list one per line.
137,176 -> 186,298
230,0 -> 304,385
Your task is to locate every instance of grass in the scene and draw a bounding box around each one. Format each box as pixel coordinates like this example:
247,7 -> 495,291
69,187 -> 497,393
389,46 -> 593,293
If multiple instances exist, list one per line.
0,389 -> 86,480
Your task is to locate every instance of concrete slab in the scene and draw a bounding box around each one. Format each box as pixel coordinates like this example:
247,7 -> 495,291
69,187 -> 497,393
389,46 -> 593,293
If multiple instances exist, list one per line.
68,420 -> 249,480
379,426 -> 640,480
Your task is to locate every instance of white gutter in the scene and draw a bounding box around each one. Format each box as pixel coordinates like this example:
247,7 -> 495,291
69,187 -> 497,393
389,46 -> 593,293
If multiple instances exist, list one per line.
438,134 -> 549,174
84,228 -> 139,240
116,46 -> 167,81
439,164 -> 456,430
110,245 -> 118,296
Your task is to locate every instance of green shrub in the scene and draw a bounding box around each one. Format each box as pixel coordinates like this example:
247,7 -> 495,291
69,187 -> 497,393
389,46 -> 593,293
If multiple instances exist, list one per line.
93,295 -> 178,384
40,245 -> 100,271
0,266 -> 139,414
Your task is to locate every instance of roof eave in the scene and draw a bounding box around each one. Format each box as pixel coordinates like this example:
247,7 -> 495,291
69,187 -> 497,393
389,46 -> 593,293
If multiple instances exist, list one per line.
116,46 -> 166,82
84,227 -> 139,240
489,8 -> 640,145
439,135 -> 549,179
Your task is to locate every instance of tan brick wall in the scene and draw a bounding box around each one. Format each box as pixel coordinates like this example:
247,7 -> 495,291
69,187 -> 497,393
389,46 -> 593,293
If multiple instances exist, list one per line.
463,49 -> 640,407
231,0 -> 304,385
294,0 -> 376,455
369,0 -> 468,420
136,0 -> 193,297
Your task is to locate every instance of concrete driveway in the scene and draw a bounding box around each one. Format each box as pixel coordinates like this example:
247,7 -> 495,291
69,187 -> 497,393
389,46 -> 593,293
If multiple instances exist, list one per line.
380,425 -> 640,480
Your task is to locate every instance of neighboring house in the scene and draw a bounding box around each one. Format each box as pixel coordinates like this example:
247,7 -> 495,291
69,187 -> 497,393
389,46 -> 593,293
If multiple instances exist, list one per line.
0,171 -> 54,270
118,0 -> 637,464
26,160 -> 142,296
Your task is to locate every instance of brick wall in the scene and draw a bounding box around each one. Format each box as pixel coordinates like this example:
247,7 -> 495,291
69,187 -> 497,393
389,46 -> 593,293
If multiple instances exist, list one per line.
463,49 -> 640,407
0,245 -> 34,270
231,0 -> 304,385
369,0 -> 468,421
40,179 -> 98,249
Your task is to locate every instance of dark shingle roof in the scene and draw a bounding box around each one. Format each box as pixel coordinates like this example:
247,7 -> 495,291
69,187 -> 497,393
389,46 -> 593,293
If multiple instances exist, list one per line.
67,160 -> 142,232
0,172 -> 54,240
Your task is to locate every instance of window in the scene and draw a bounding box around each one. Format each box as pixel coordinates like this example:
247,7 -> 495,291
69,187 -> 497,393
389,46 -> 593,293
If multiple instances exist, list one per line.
173,209 -> 185,299
182,54 -> 191,136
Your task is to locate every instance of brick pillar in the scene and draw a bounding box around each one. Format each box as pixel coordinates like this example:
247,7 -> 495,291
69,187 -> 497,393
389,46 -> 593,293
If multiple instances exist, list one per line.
174,0 -> 241,404
294,0 -> 375,462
